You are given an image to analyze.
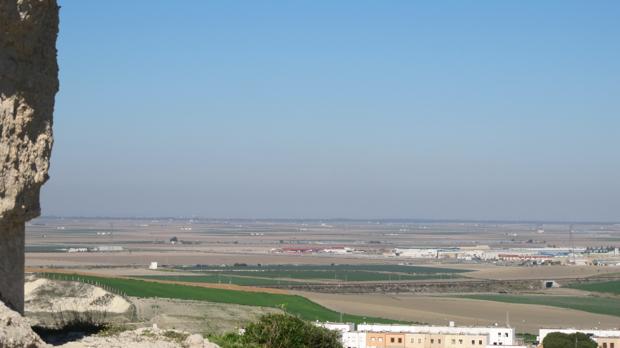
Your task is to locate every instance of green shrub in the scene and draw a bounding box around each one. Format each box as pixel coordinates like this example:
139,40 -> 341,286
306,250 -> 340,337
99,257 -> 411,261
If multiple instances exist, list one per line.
542,332 -> 597,348
210,333 -> 260,348
214,314 -> 342,348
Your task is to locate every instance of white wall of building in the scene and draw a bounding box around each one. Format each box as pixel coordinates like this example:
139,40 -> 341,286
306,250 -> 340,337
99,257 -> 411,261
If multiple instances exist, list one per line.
394,248 -> 438,258
317,322 -> 354,333
357,324 -> 515,346
342,332 -> 366,348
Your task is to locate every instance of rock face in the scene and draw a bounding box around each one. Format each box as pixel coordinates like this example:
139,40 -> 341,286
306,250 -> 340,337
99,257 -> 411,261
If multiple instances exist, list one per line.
2,298 -> 222,348
0,300 -> 47,348
0,0 -> 58,314
58,327 -> 221,348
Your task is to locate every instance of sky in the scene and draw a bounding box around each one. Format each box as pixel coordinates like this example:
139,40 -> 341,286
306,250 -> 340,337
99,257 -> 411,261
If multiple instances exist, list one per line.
43,0 -> 620,221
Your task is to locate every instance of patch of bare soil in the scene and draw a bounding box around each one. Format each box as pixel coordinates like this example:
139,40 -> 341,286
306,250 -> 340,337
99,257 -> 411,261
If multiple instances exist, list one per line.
298,291 -> 620,333
131,297 -> 282,334
25,276 -> 131,314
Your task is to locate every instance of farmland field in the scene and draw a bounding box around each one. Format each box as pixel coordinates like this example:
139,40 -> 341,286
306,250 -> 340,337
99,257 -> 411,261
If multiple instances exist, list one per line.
138,274 -> 300,286
170,264 -> 468,283
179,264 -> 471,274
39,273 -> 400,324
150,271 -> 459,284
569,280 -> 620,295
301,292 -> 620,333
460,294 -> 620,318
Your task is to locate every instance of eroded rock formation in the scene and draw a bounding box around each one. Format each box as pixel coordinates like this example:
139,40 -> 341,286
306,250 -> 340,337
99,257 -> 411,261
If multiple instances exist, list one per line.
0,0 -> 59,313
0,300 -> 47,348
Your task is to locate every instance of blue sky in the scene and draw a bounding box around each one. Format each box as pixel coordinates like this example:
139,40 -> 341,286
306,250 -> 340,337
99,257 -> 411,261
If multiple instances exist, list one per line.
43,0 -> 620,220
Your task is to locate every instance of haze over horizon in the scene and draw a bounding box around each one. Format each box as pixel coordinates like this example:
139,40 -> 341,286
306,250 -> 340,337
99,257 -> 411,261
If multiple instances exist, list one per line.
44,1 -> 620,221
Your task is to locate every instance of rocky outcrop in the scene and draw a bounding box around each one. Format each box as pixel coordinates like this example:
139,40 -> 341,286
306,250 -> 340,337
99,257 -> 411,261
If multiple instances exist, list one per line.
2,298 -> 221,348
0,0 -> 58,313
0,300 -> 47,348
58,327 -> 220,348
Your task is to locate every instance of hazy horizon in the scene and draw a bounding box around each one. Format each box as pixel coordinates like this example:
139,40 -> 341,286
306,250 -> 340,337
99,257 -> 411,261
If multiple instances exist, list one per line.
43,1 -> 620,221
34,215 -> 620,225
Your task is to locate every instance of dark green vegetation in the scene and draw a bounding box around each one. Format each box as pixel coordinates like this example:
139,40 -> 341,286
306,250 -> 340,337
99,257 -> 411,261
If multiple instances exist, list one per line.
569,280 -> 620,295
39,273 -> 399,324
542,332 -> 597,348
138,274 -> 300,287
211,314 -> 342,348
140,271 -> 457,286
516,333 -> 538,345
163,264 -> 468,285
461,294 -> 620,318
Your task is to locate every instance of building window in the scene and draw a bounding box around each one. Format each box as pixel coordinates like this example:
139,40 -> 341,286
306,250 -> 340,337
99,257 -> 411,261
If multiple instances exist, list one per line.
603,344 -> 607,348
391,338 -> 395,343
452,339 -> 456,344
610,343 -> 614,348
398,338 -> 402,343
439,339 -> 442,344
479,340 -> 483,345
459,339 -> 463,344
472,340 -> 475,345
431,339 -> 434,344
419,338 -> 422,343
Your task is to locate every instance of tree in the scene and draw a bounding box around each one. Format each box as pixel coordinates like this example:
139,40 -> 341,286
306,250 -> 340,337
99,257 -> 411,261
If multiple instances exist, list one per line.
543,332 -> 597,348
241,314 -> 342,348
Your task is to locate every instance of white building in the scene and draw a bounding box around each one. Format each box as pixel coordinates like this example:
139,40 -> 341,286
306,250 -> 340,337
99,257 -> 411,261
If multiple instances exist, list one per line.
149,261 -> 158,270
342,331 -> 366,348
357,324 -> 515,346
94,245 -> 124,252
67,247 -> 88,253
317,322 -> 355,333
394,248 -> 438,259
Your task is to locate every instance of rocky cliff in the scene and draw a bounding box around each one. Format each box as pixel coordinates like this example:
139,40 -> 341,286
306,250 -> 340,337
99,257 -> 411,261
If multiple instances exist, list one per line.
0,300 -> 47,348
0,0 -> 59,313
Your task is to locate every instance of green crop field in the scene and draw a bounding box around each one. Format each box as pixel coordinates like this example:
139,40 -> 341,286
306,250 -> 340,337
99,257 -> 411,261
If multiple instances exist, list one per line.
569,280 -> 620,295
139,272 -> 456,285
216,270 -> 458,282
461,294 -> 620,318
138,275 -> 300,286
40,273 -> 400,324
172,264 -> 469,283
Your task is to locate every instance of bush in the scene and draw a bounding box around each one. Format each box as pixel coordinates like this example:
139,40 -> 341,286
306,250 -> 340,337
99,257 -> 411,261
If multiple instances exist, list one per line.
243,314 -> 342,348
210,332 -> 261,348
212,314 -> 342,348
542,332 -> 597,348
